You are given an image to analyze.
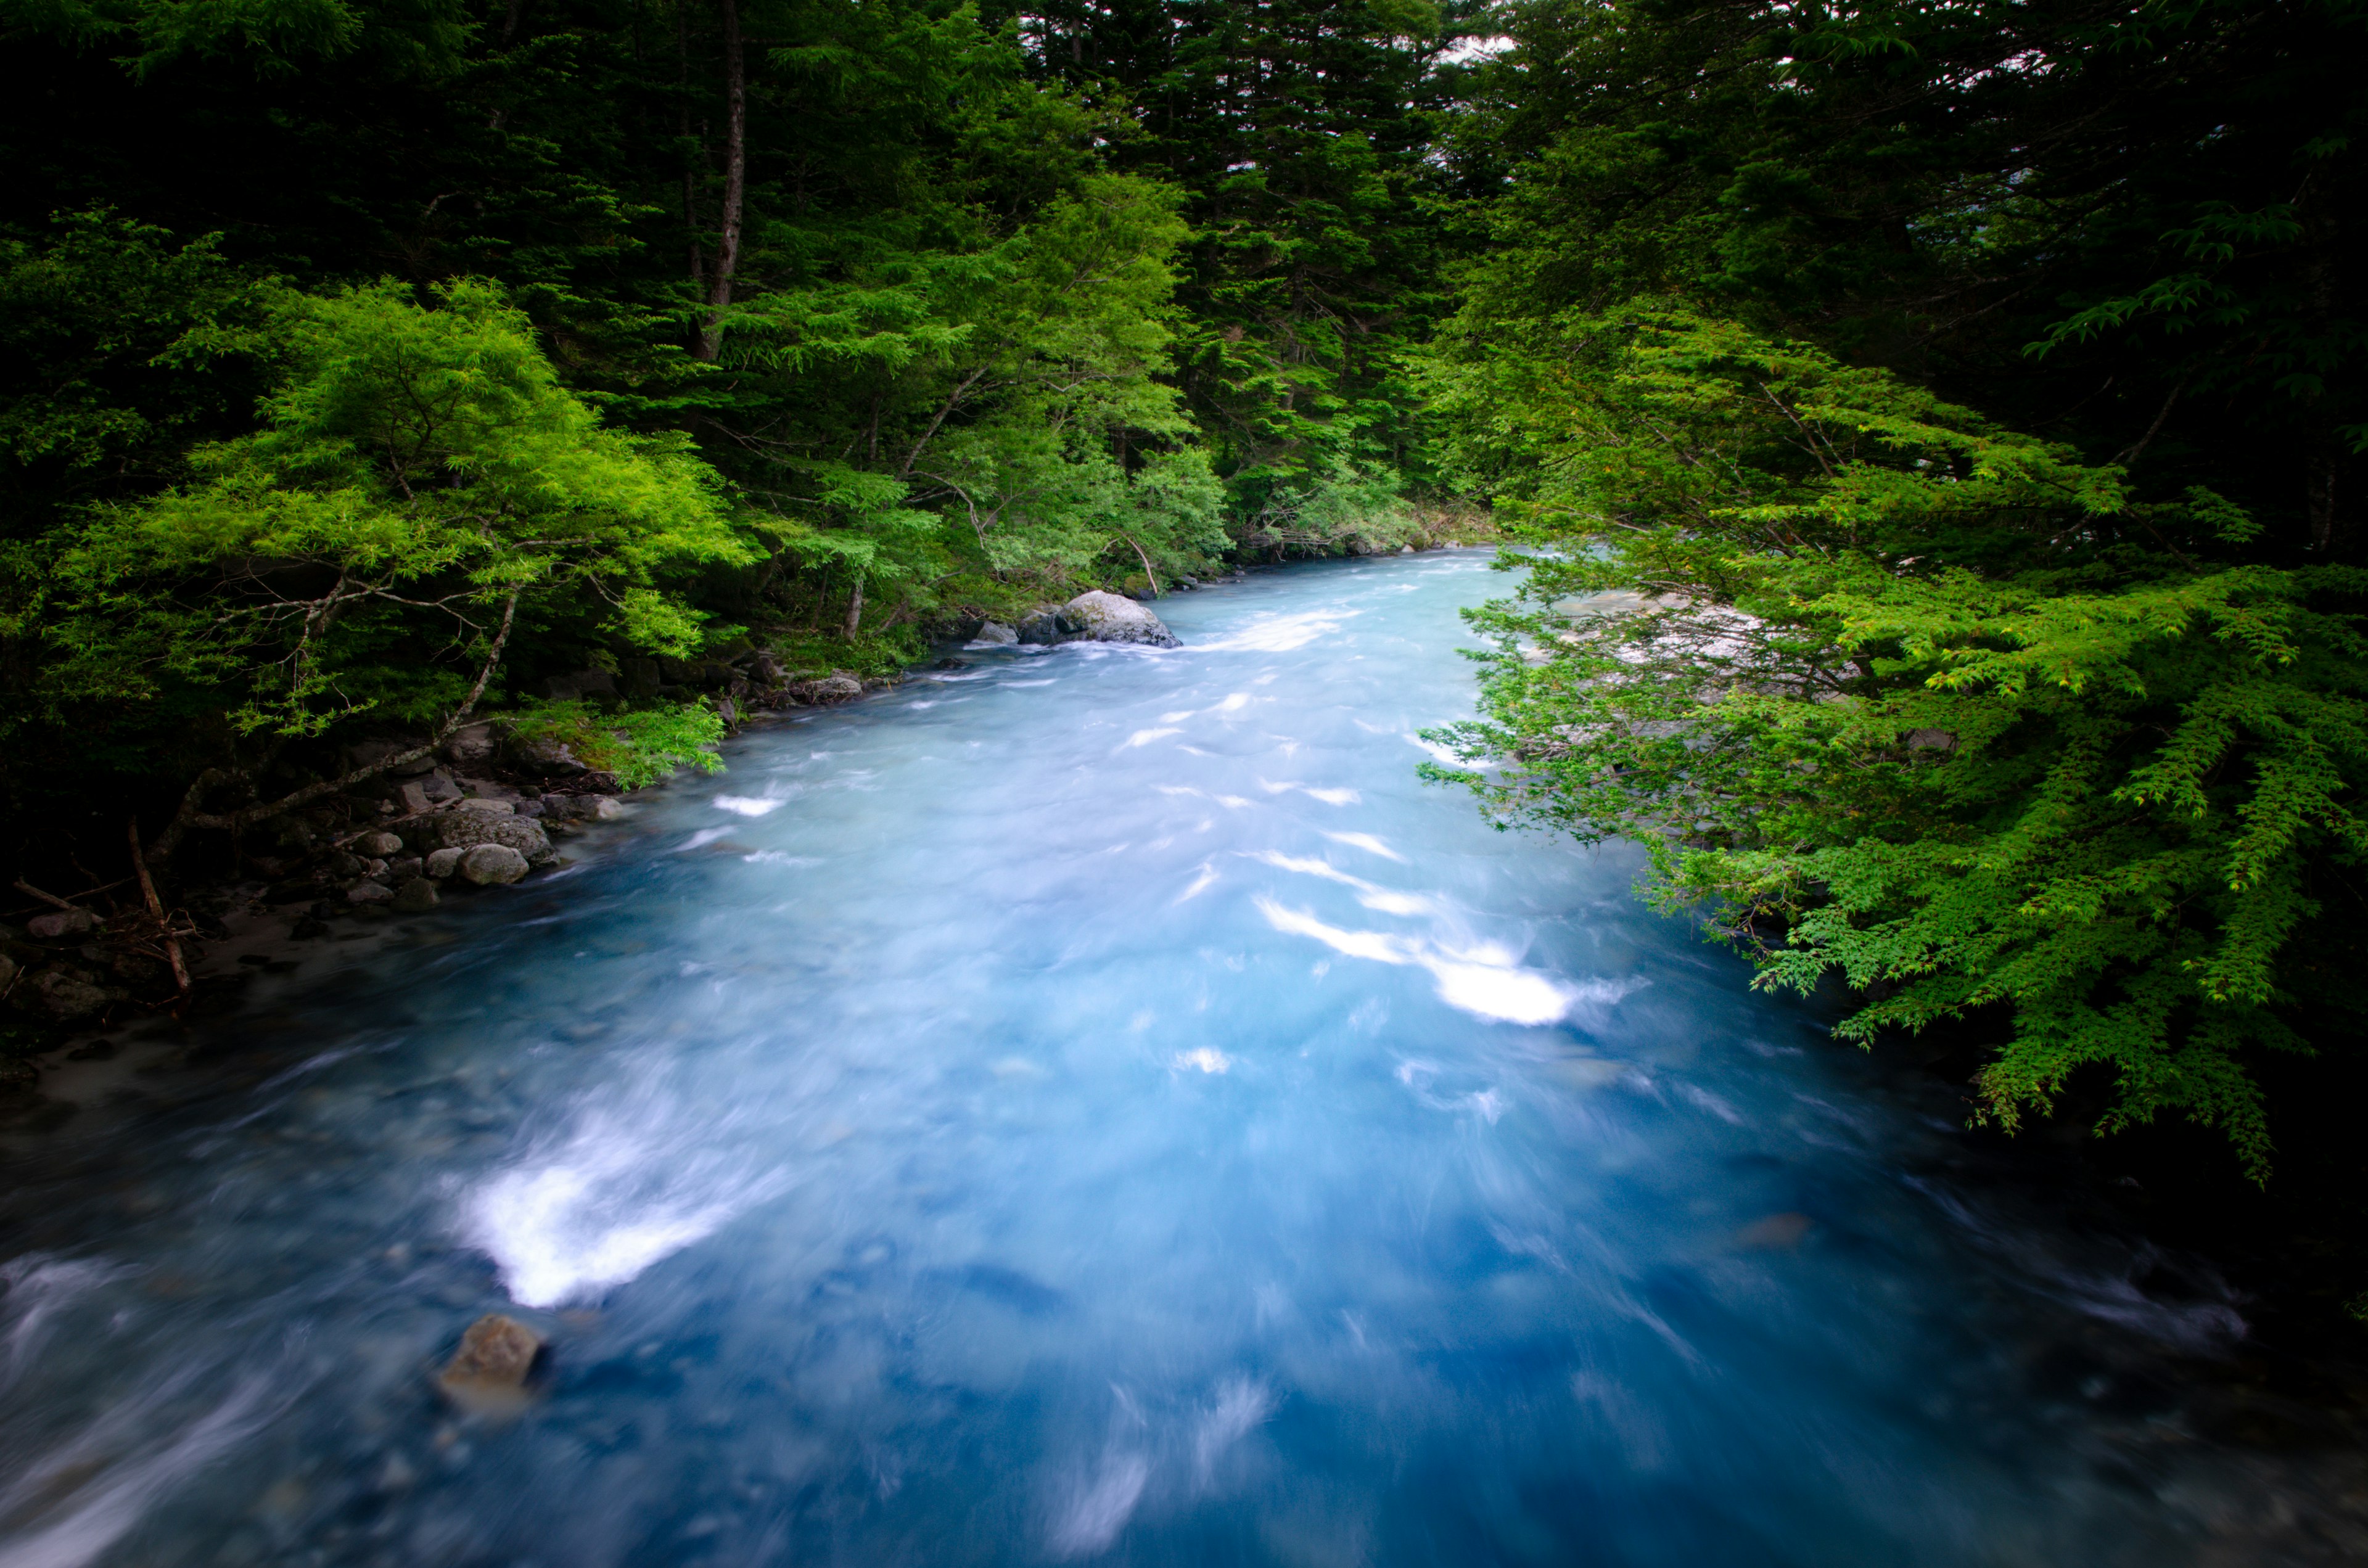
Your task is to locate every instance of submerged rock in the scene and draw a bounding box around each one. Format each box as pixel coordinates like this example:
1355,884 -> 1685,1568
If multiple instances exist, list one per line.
436,1313 -> 545,1414
458,845 -> 530,886
18,968 -> 116,1022
392,879 -> 439,913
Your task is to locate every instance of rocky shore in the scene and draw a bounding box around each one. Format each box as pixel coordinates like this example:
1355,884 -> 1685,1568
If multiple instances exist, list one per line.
0,587 -> 1193,1089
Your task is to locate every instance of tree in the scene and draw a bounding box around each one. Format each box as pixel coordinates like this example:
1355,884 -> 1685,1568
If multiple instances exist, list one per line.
38,278 -> 748,855
1426,308 -> 2368,1177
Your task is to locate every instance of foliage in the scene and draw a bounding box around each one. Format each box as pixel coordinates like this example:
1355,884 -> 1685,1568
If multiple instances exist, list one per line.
1426,310 -> 2368,1177
41,279 -> 749,744
507,698 -> 726,790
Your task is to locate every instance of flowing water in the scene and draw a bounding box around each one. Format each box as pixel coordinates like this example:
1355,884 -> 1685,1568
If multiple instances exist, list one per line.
0,551 -> 2330,1566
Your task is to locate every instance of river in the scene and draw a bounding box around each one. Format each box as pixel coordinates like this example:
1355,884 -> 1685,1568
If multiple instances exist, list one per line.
0,550 -> 2322,1566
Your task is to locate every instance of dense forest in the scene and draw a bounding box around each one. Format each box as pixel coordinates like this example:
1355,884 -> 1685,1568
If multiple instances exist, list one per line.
2,0 -> 2364,1214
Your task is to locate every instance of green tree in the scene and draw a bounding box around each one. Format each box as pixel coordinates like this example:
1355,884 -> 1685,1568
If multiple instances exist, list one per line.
1428,308 -> 2368,1177
39,278 -> 747,855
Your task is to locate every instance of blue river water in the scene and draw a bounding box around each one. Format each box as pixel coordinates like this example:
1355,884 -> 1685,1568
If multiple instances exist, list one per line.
0,551 -> 2298,1566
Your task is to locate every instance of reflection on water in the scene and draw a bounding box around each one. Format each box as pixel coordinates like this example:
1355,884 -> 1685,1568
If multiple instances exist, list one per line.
0,552 -> 2327,1566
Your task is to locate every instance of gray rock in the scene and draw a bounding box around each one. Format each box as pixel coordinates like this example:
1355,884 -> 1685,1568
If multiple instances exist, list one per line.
789,673 -> 864,705
398,781 -> 433,815
27,909 -> 95,940
442,723 -> 497,766
434,812 -> 555,866
384,856 -> 423,882
504,734 -> 587,778
972,620 -> 1019,646
347,880 -> 395,905
1056,589 -> 1182,648
0,954 -> 15,991
355,831 -> 406,858
391,879 -> 439,914
425,847 -> 466,879
458,797 -> 516,815
751,653 -> 784,686
458,844 -> 530,886
1016,609 -> 1064,646
1399,544 -> 1414,554
20,968 -> 114,1022
588,797 -> 625,822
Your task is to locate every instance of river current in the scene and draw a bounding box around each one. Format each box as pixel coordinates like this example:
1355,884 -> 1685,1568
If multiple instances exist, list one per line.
0,551 -> 2316,1566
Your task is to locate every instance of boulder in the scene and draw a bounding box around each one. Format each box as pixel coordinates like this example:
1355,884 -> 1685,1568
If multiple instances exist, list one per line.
443,723 -> 498,766
458,844 -> 530,886
789,673 -> 864,705
27,909 -> 95,941
425,847 -> 466,879
1016,608 -> 1064,646
504,734 -> 588,778
347,880 -> 394,905
436,1313 -> 545,1414
18,968 -> 115,1022
434,812 -> 555,866
391,879 -> 439,914
458,797 -> 516,815
356,831 -> 405,858
1056,590 -> 1182,649
971,620 -> 1019,646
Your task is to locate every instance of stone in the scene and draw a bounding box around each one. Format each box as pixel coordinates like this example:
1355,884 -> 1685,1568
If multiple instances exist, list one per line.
504,733 -> 587,778
1055,589 -> 1182,649
384,856 -> 422,882
435,1313 -> 545,1414
398,781 -> 432,815
434,812 -> 554,866
588,797 -> 625,822
1400,544 -> 1415,554
788,673 -> 864,705
18,968 -> 114,1022
355,831 -> 405,858
458,797 -> 516,815
347,880 -> 395,905
442,723 -> 498,766
0,954 -> 14,991
751,653 -> 784,686
716,697 -> 738,728
1016,608 -> 1064,646
972,620 -> 1019,646
425,848 -> 466,879
459,844 -> 530,885
358,857 -> 388,880
391,879 -> 439,914
27,909 -> 95,940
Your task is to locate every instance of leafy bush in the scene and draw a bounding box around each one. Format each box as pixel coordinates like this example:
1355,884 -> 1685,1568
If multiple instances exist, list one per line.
1427,307 -> 2368,1179
507,700 -> 726,791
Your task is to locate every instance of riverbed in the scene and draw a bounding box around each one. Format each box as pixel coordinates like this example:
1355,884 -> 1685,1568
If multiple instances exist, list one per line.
0,551 -> 2336,1566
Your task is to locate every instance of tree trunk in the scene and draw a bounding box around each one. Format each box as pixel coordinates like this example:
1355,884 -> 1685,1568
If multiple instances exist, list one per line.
679,0 -> 704,296
843,573 -> 865,638
2308,440 -> 2344,559
694,0 -> 746,363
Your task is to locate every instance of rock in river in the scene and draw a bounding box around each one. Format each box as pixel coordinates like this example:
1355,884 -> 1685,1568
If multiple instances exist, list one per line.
391,878 -> 440,913
1020,591 -> 1181,649
436,1313 -> 545,1414
1059,589 -> 1180,647
458,844 -> 530,886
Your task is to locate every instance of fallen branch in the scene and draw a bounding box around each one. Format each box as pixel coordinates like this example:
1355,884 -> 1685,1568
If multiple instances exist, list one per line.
11,880 -> 80,913
149,590 -> 520,863
128,818 -> 191,1001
